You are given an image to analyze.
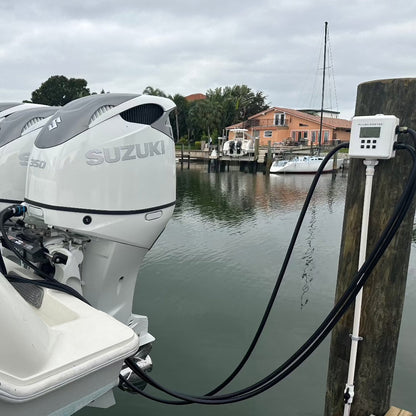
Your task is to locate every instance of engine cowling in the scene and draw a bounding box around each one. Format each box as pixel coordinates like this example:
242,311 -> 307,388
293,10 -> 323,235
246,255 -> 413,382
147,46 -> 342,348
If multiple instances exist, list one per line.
25,94 -> 176,248
0,106 -> 59,211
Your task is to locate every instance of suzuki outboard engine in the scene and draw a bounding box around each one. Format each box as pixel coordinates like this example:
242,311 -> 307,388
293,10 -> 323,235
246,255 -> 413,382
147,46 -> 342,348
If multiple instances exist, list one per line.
24,93 -> 176,325
0,106 -> 59,211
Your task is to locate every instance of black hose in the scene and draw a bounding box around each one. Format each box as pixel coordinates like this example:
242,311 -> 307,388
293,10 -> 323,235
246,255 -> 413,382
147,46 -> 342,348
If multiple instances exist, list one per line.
0,205 -> 90,304
0,252 -> 7,276
120,145 -> 349,403
125,144 -> 348,403
397,127 -> 416,149
409,129 -> 416,148
121,143 -> 416,404
207,143 -> 348,396
0,205 -> 55,281
5,273 -> 90,303
121,144 -> 347,403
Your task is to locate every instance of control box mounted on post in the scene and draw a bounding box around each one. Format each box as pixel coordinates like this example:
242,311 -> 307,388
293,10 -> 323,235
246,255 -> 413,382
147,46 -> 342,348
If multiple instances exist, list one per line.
349,114 -> 399,159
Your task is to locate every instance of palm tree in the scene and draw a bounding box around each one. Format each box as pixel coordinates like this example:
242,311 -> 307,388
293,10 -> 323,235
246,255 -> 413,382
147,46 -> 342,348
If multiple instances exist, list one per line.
142,86 -> 167,97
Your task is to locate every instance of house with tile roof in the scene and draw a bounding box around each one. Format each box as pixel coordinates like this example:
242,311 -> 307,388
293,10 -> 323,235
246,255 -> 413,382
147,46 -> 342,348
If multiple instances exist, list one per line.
185,93 -> 206,102
227,107 -> 351,147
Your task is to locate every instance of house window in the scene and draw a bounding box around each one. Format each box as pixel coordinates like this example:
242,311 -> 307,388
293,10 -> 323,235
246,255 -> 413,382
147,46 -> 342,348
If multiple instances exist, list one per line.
274,113 -> 286,126
292,130 -> 308,143
312,130 -> 330,144
253,130 -> 260,138
264,130 -> 273,138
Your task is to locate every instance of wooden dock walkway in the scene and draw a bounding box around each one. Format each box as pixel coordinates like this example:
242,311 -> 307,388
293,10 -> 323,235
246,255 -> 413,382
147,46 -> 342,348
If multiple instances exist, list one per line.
385,407 -> 412,416
175,145 -> 316,164
175,144 -> 349,174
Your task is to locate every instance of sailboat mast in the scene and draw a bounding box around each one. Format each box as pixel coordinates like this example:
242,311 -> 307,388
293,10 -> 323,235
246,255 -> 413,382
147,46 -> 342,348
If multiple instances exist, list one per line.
318,21 -> 328,150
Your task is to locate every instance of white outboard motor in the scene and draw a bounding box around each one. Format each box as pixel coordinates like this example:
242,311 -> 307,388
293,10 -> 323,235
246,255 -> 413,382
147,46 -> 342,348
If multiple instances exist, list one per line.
25,93 -> 176,325
0,106 -> 59,211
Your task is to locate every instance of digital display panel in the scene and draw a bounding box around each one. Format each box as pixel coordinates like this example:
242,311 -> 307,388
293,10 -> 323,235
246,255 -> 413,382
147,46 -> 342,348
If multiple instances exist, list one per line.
359,126 -> 381,138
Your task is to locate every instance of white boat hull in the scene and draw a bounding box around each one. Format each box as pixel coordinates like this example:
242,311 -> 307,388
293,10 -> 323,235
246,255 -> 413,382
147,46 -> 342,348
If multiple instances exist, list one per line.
0,259 -> 139,416
270,156 -> 334,174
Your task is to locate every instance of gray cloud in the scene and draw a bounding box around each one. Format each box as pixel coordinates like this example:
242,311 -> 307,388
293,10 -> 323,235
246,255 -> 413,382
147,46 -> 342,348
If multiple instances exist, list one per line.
1,0 -> 415,119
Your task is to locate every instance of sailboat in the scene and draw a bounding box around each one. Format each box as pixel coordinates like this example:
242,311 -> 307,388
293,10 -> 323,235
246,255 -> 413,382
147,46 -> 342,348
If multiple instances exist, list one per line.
270,22 -> 336,174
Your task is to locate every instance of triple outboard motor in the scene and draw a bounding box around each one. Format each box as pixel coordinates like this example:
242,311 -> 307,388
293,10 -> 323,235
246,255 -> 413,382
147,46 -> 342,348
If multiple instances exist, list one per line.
0,94 -> 176,415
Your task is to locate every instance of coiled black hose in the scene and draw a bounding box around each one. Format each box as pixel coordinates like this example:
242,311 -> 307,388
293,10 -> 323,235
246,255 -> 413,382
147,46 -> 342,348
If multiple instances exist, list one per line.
120,141 -> 416,404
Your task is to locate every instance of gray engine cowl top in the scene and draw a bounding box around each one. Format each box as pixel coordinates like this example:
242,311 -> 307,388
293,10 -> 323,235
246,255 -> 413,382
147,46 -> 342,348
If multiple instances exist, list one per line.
0,102 -> 20,113
35,94 -> 138,149
0,107 -> 60,148
34,93 -> 173,149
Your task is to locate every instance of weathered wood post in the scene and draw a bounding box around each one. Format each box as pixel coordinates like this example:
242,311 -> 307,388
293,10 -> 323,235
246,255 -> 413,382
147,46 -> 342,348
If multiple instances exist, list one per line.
265,140 -> 273,174
325,78 -> 416,416
255,137 -> 260,172
180,142 -> 184,170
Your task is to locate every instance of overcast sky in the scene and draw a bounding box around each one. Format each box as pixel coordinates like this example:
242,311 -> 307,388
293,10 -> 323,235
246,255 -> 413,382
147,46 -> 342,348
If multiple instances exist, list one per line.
1,0 -> 415,119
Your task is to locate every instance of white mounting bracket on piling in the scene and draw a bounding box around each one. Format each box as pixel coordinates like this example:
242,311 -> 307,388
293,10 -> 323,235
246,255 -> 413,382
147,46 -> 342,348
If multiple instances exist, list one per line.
343,114 -> 399,414
343,158 -> 380,416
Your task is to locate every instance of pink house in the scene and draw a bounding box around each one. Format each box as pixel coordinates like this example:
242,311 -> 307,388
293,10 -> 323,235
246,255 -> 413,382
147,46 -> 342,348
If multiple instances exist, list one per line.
227,107 -> 351,147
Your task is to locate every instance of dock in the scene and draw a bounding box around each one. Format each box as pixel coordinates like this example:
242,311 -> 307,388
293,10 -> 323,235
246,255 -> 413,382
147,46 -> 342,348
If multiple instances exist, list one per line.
176,143 -> 347,173
385,407 -> 412,416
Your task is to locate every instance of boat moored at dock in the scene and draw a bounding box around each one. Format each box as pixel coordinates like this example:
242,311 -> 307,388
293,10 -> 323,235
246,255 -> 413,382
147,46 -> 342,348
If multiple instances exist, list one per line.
269,155 -> 334,174
222,128 -> 255,157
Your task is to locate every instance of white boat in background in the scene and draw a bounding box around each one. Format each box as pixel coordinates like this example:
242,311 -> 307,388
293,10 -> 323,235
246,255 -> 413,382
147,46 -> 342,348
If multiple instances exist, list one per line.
269,155 -> 334,174
223,128 -> 255,157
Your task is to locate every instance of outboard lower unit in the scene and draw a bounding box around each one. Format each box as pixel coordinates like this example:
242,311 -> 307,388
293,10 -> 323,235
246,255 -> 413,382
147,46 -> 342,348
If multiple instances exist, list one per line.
0,94 -> 176,415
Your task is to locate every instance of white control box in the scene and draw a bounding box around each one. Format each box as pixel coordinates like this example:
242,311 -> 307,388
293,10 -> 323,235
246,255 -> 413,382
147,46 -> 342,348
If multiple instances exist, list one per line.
349,114 -> 399,159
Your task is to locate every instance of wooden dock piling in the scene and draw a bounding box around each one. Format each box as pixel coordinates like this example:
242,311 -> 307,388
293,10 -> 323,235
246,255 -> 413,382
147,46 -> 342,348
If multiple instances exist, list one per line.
265,140 -> 273,174
180,143 -> 184,168
325,78 -> 416,416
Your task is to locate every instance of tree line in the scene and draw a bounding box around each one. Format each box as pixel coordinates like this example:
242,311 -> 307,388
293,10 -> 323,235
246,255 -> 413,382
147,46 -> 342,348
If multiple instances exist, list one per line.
27,75 -> 270,143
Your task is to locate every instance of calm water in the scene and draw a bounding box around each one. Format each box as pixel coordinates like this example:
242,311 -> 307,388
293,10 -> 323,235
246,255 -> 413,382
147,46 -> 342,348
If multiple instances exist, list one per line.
77,165 -> 416,416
